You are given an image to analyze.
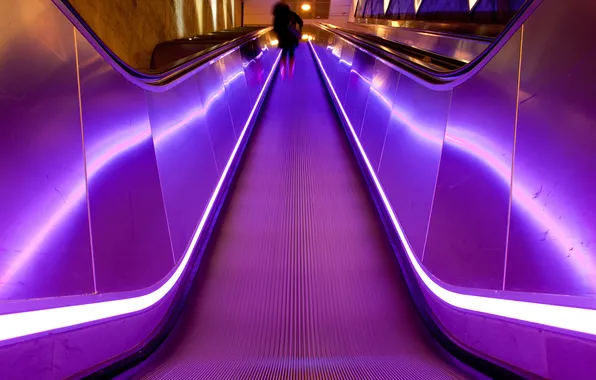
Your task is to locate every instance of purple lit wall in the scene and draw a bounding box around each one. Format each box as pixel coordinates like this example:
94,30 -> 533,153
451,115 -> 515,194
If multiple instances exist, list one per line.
0,0 -> 278,377
309,0 -> 596,377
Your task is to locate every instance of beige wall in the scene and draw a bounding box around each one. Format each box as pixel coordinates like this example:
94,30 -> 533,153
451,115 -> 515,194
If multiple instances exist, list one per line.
329,0 -> 353,26
244,0 -> 350,27
69,0 -> 241,69
243,0 -> 276,25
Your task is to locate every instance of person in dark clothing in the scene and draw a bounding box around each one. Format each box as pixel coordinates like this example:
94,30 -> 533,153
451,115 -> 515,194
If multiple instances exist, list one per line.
272,1 -> 303,78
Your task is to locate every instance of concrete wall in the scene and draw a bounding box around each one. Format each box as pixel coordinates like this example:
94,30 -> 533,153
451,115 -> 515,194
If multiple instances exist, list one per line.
69,0 -> 241,69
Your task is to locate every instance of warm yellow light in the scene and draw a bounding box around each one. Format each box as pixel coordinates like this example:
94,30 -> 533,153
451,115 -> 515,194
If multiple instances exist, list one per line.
271,39 -> 279,46
301,34 -> 309,40
301,3 -> 311,11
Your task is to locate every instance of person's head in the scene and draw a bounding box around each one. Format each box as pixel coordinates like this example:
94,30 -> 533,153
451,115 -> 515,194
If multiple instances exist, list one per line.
273,1 -> 290,16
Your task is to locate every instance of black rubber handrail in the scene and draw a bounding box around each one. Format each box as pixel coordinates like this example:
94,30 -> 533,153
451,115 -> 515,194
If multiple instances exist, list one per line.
352,17 -> 502,40
315,0 -> 541,88
316,23 -> 467,83
332,25 -> 468,71
53,0 -> 271,87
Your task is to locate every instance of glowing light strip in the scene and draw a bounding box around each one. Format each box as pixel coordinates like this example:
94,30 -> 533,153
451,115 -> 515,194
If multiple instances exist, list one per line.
231,0 -> 235,25
174,0 -> 185,36
210,0 -> 218,30
223,0 -> 228,29
308,41 -> 596,336
0,52 -> 282,343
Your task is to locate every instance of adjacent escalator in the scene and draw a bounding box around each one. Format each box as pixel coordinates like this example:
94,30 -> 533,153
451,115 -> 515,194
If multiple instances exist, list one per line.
151,26 -> 265,70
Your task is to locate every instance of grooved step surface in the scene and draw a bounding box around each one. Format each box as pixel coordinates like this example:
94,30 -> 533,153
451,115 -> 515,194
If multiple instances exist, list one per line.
130,47 -> 472,379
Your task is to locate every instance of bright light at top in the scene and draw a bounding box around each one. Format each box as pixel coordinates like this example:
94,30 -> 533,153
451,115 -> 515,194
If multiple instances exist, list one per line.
468,0 -> 479,10
301,3 -> 311,11
383,0 -> 390,13
414,0 -> 422,13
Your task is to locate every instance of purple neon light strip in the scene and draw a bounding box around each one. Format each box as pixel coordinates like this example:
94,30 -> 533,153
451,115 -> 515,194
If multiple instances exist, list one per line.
308,41 -> 596,336
0,51 -> 282,343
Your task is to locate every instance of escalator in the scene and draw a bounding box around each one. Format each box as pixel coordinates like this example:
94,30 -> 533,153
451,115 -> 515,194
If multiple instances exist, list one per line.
114,46 -> 483,379
151,27 -> 266,70
4,0 -> 595,378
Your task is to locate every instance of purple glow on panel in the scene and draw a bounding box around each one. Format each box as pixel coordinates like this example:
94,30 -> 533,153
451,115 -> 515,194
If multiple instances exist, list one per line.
0,70 -> 242,291
328,42 -> 353,67
87,129 -> 153,176
0,69 -> 246,290
153,104 -> 206,144
349,68 -> 372,87
243,49 -> 265,68
223,70 -> 245,84
391,106 -> 443,147
309,40 -> 596,335
154,86 -> 226,144
241,38 -> 269,68
443,124 -> 596,287
155,70 -> 243,144
0,52 -> 281,342
347,58 -> 596,288
0,127 -> 151,288
351,67 -> 440,146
